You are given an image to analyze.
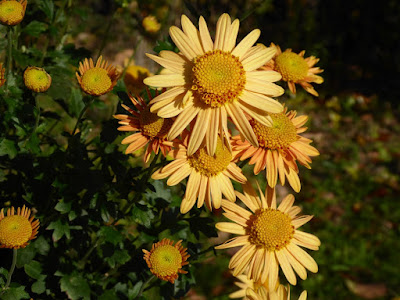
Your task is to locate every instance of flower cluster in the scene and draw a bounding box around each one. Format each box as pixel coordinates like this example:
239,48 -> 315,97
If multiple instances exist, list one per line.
112,13 -> 324,295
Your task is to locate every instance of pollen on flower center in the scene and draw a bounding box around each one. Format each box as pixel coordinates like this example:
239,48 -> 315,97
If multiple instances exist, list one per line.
0,1 -> 24,25
275,52 -> 309,82
188,138 -> 232,176
139,108 -> 173,138
191,50 -> 246,108
81,68 -> 112,96
251,113 -> 298,150
149,245 -> 183,277
0,215 -> 32,248
247,208 -> 294,251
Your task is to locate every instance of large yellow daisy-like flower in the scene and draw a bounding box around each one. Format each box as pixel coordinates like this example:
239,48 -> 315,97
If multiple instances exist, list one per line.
114,90 -> 174,163
262,43 -> 323,96
216,182 -> 320,289
232,108 -> 319,192
0,0 -> 27,26
144,14 -> 284,156
76,56 -> 120,96
0,63 -> 5,87
0,205 -> 39,249
247,284 -> 307,300
143,238 -> 190,283
152,131 -> 247,213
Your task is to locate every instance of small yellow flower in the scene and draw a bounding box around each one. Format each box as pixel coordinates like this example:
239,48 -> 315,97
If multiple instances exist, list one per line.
123,65 -> 151,94
263,43 -> 324,96
0,0 -> 27,26
0,205 -> 39,249
23,67 -> 51,92
142,15 -> 161,34
0,63 -> 5,87
143,238 -> 190,283
76,56 -> 120,96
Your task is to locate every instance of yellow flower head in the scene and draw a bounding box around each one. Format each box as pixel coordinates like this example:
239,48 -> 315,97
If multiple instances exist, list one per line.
114,90 -> 174,163
143,238 -> 190,283
76,56 -> 120,96
123,65 -> 151,94
0,205 -> 39,249
0,0 -> 27,26
246,284 -> 307,300
263,43 -> 324,96
142,15 -> 161,34
232,108 -> 319,193
144,14 -> 284,157
0,63 -> 5,87
216,182 -> 320,289
23,67 -> 51,92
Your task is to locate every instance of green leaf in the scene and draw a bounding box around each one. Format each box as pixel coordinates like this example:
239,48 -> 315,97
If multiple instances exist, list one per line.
99,226 -> 123,246
16,244 -> 36,268
24,260 -> 42,280
60,272 -> 90,300
68,87 -> 84,117
33,236 -> 50,255
104,249 -> 130,268
1,286 -> 30,300
132,204 -> 154,228
39,0 -> 54,20
47,219 -> 70,242
98,290 -> 117,300
31,280 -> 46,294
0,139 -> 17,159
55,200 -> 72,214
128,281 -> 142,299
23,21 -> 48,37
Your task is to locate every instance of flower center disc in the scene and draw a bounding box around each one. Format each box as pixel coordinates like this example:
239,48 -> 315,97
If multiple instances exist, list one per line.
149,245 -> 183,277
0,215 -> 32,248
25,69 -> 49,90
247,208 -> 294,251
188,138 -> 232,176
139,108 -> 173,138
0,1 -> 23,24
192,50 -> 246,108
275,52 -> 309,82
251,113 -> 297,150
81,67 -> 112,96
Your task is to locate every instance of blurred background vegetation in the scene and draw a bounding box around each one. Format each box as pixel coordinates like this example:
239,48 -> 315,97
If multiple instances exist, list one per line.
0,0 -> 399,299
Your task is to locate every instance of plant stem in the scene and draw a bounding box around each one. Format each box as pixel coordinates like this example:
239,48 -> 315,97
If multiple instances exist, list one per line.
77,238 -> 100,270
23,94 -> 41,146
136,275 -> 155,299
72,97 -> 95,136
4,249 -> 17,291
96,11 -> 115,59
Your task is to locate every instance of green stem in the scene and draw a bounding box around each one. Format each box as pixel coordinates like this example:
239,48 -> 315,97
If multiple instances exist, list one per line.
77,238 -> 100,270
136,275 -> 155,299
23,94 -> 41,146
96,11 -> 115,59
4,249 -> 17,291
72,97 -> 95,136
5,27 -> 13,90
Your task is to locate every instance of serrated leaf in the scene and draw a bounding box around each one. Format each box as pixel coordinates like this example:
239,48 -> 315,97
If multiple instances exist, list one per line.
60,272 -> 90,300
1,286 -> 30,300
47,219 -> 70,242
128,281 -> 143,299
132,204 -> 154,228
16,244 -> 36,268
33,236 -> 50,255
99,226 -> 123,246
104,249 -> 130,268
39,0 -> 54,20
23,21 -> 48,37
55,201 -> 72,214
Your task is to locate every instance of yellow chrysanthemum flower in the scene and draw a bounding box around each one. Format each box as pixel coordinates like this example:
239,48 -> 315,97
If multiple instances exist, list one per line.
123,64 -> 151,94
76,56 -> 120,96
246,284 -> 307,300
0,0 -> 27,26
263,43 -> 324,96
23,67 -> 52,92
0,205 -> 39,249
114,90 -> 174,163
230,274 -> 271,299
216,182 -> 320,289
142,15 -> 161,34
0,63 -> 5,87
143,238 -> 190,283
232,108 -> 319,192
144,14 -> 284,156
152,131 -> 247,213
